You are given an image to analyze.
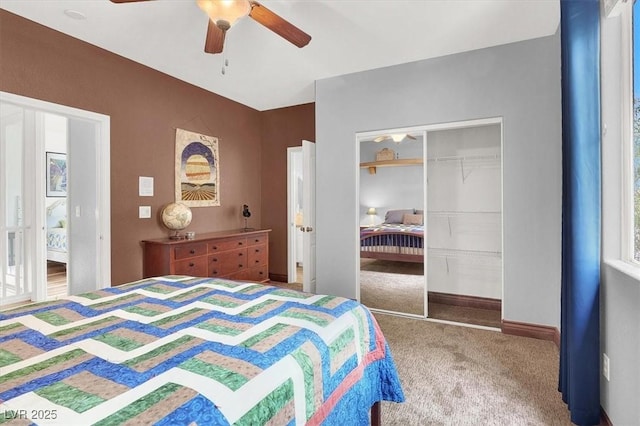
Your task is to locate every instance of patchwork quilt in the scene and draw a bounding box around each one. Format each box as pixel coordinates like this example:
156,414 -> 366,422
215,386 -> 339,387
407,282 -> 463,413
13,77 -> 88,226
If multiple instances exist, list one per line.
0,276 -> 404,425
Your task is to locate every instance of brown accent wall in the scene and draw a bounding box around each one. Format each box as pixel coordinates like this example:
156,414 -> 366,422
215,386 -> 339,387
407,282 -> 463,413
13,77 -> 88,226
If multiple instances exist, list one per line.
0,10 -> 264,285
261,104 -> 315,279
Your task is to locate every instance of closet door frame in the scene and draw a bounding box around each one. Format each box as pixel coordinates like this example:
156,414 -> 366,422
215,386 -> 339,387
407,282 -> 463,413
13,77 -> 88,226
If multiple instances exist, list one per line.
355,116 -> 503,321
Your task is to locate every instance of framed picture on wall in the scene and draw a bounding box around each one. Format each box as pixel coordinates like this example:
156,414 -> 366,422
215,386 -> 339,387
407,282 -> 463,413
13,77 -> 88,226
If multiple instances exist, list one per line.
174,128 -> 220,207
46,151 -> 67,197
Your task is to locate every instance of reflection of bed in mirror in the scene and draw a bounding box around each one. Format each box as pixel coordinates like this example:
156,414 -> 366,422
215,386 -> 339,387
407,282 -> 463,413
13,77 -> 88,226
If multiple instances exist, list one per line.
46,199 -> 67,264
360,209 -> 424,263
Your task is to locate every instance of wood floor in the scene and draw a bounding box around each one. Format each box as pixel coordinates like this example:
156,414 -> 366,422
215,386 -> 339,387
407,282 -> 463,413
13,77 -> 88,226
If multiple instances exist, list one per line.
47,261 -> 68,299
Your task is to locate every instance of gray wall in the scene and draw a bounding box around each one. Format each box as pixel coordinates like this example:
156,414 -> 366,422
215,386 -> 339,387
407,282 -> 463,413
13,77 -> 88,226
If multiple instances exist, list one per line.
316,32 -> 562,328
600,13 -> 640,425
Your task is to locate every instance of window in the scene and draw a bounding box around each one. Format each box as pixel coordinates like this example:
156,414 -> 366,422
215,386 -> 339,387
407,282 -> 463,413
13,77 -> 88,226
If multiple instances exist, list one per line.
633,0 -> 640,262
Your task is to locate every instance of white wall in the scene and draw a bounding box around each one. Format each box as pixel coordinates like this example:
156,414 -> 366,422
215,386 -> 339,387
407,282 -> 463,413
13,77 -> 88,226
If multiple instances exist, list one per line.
316,32 -> 562,328
427,125 -> 502,299
600,11 -> 640,424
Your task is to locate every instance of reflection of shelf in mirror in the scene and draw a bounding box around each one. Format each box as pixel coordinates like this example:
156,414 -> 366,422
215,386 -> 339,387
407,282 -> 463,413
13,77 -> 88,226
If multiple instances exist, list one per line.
360,158 -> 423,174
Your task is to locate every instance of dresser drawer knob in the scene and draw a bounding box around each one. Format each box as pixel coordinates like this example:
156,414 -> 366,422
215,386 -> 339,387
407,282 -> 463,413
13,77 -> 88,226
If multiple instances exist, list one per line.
238,242 -> 243,246
189,262 -> 194,267
238,252 -> 243,257
190,249 -> 195,254
212,270 -> 217,274
255,249 -> 260,253
212,246 -> 218,250
255,260 -> 259,264
259,271 -> 263,275
255,239 -> 259,243
239,264 -> 243,268
212,258 -> 218,262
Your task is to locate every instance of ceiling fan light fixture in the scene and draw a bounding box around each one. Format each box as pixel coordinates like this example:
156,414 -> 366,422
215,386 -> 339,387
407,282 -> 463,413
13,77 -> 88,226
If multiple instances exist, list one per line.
391,134 -> 405,143
197,0 -> 251,28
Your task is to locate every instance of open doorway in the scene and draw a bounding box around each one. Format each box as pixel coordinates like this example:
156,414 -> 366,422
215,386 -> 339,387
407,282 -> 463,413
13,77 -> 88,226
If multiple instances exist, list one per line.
44,113 -> 69,300
287,146 -> 304,284
0,91 -> 111,308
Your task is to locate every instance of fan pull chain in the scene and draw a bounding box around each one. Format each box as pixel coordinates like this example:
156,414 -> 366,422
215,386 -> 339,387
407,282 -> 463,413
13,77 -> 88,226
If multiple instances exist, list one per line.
221,51 -> 229,75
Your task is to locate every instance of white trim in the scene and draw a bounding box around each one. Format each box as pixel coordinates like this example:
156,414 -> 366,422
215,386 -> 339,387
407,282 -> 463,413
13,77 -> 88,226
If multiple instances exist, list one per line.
371,309 -> 501,333
604,258 -> 640,282
620,1 -> 637,264
0,91 -> 111,292
354,116 -> 504,321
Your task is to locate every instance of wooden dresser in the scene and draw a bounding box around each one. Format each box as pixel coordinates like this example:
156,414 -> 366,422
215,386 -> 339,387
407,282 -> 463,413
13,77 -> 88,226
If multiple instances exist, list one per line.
142,229 -> 270,283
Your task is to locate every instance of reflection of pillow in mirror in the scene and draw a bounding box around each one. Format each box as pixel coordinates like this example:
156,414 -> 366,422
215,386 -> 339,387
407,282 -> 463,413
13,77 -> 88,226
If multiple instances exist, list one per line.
415,209 -> 424,216
58,219 -> 66,228
385,209 -> 414,224
402,214 -> 423,225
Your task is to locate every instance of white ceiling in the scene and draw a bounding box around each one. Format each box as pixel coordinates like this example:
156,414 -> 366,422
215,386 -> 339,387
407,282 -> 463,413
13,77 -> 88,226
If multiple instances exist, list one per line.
0,0 -> 560,111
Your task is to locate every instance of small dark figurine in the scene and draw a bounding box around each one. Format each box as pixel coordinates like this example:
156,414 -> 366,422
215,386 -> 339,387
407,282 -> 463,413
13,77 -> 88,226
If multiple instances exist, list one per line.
242,204 -> 253,231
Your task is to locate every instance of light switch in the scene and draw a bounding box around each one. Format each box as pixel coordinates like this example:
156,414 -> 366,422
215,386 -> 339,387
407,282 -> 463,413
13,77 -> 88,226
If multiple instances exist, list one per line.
139,206 -> 151,219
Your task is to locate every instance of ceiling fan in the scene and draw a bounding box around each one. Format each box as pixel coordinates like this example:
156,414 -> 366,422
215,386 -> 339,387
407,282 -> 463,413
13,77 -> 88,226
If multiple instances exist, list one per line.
373,134 -> 417,143
110,0 -> 312,54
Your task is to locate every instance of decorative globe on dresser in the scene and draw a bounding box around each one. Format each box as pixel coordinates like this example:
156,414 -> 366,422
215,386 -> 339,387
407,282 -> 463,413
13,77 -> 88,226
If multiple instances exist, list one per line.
161,202 -> 192,240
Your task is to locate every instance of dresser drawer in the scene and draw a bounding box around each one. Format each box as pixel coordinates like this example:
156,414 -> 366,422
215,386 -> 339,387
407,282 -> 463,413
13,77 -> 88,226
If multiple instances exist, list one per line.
247,233 -> 268,246
208,248 -> 247,276
174,256 -> 207,276
245,265 -> 269,282
174,243 -> 207,260
248,245 -> 268,267
209,238 -> 247,253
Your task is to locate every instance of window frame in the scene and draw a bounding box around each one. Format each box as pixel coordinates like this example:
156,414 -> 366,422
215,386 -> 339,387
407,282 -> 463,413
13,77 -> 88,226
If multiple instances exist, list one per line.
621,0 -> 639,266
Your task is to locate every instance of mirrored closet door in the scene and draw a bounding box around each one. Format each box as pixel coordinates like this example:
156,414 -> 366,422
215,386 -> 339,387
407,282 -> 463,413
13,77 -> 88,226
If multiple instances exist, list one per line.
356,118 -> 503,327
358,132 -> 426,316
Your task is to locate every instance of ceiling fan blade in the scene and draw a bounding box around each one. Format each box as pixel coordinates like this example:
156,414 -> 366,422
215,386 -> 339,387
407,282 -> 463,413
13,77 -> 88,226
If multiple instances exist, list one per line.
110,0 -> 153,3
373,136 -> 388,143
204,20 -> 226,54
406,134 -> 417,140
248,1 -> 311,48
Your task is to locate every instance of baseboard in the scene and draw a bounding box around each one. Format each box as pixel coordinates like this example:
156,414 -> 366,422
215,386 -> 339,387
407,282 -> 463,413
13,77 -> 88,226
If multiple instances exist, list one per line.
600,407 -> 612,426
428,291 -> 501,311
501,319 -> 560,347
269,273 -> 288,283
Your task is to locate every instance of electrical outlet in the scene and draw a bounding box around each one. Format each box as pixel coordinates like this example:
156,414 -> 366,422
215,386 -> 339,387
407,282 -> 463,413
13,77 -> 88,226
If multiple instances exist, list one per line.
603,353 -> 610,381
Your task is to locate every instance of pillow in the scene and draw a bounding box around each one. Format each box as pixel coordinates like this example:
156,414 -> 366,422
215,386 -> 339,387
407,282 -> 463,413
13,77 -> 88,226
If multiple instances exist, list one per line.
402,214 -> 423,225
415,209 -> 424,216
384,209 -> 414,224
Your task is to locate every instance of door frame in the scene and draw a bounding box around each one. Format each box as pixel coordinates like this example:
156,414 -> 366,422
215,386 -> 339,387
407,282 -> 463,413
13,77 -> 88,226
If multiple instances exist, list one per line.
0,91 -> 111,297
355,116 -> 504,320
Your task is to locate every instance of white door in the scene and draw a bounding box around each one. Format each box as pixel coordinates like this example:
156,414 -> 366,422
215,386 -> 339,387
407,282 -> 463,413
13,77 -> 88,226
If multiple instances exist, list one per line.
302,140 -> 316,293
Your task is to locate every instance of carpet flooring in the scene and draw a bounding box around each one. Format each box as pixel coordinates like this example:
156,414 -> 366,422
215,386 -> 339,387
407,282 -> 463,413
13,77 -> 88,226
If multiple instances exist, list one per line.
375,313 -> 572,425
359,259 -> 501,328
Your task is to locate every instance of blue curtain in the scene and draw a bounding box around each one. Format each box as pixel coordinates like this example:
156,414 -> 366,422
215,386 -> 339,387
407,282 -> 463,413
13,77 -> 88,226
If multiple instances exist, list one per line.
559,1 -> 601,425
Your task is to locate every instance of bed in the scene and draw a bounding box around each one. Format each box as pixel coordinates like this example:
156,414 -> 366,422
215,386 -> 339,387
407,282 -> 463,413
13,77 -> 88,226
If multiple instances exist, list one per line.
0,276 -> 404,425
46,200 -> 67,264
361,209 -> 424,263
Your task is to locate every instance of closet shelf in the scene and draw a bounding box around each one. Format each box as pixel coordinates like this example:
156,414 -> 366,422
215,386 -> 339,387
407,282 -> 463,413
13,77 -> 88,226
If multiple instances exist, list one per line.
360,158 -> 423,175
428,248 -> 502,258
426,154 -> 500,162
